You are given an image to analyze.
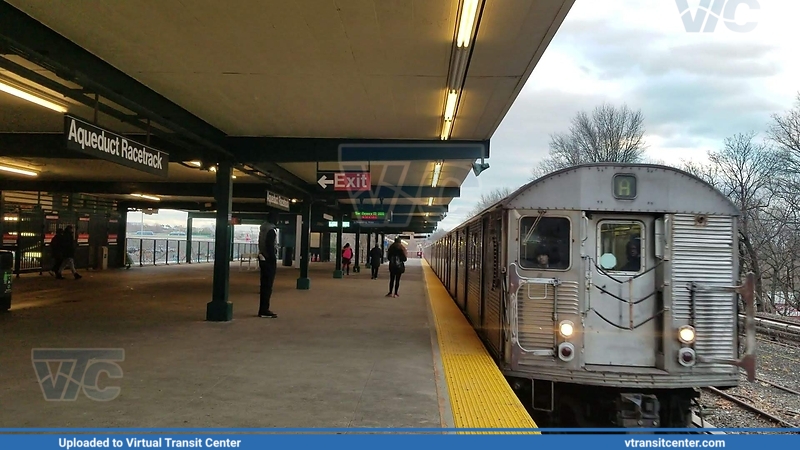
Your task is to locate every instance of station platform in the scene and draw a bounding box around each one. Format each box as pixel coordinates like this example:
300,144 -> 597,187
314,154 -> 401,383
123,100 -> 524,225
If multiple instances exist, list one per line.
0,259 -> 536,431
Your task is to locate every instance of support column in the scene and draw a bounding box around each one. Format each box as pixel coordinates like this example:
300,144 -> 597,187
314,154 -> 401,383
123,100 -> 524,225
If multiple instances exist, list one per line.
294,214 -> 302,268
206,160 -> 234,321
364,231 -> 371,268
117,206 -> 128,268
353,226 -> 361,273
186,216 -> 193,263
333,214 -> 344,278
380,233 -> 385,263
296,199 -> 311,290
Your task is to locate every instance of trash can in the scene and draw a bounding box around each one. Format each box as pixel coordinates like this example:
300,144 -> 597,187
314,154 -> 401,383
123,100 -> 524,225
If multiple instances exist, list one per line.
0,250 -> 13,312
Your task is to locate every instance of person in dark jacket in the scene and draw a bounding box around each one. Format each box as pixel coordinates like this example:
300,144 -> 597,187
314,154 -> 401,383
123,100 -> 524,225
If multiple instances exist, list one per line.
58,226 -> 82,280
257,213 -> 279,318
386,237 -> 407,297
369,244 -> 383,279
49,228 -> 64,277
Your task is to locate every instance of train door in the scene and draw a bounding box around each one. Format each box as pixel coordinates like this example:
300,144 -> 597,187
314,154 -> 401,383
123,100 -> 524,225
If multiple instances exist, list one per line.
583,214 -> 659,367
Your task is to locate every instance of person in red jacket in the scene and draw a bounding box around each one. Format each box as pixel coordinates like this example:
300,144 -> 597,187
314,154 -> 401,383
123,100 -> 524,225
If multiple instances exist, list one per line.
341,243 -> 353,275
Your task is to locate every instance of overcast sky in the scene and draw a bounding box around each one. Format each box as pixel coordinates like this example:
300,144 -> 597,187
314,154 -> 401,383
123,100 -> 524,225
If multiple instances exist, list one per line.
437,0 -> 800,231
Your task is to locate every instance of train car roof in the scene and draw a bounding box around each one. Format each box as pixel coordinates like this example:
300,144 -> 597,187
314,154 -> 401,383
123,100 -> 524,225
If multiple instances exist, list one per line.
455,163 -> 740,230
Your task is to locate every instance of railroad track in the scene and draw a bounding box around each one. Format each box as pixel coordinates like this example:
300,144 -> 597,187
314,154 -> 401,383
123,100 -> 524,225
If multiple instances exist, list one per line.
703,386 -> 797,428
739,315 -> 800,342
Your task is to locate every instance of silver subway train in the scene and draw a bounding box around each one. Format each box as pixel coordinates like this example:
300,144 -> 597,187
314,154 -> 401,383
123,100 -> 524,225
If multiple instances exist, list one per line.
425,163 -> 756,428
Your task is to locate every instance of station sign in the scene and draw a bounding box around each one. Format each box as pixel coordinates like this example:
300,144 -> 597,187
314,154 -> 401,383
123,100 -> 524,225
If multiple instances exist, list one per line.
316,171 -> 370,191
353,211 -> 386,222
266,191 -> 291,212
328,221 -> 351,228
64,115 -> 169,178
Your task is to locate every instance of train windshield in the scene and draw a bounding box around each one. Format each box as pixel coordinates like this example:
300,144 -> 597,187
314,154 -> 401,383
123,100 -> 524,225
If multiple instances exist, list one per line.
519,216 -> 571,270
597,221 -> 644,273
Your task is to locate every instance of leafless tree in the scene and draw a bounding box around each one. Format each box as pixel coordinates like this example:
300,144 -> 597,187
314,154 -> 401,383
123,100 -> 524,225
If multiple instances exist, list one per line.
701,131 -> 786,311
466,187 -> 513,218
531,103 -> 647,178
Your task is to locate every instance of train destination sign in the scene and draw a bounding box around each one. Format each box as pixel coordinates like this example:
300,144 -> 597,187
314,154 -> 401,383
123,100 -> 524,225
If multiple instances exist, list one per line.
317,171 -> 370,192
64,115 -> 169,178
613,174 -> 637,199
353,211 -> 386,222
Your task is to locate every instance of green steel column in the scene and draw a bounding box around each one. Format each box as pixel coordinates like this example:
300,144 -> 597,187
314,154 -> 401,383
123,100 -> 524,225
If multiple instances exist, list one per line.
206,160 -> 234,321
118,206 -> 127,268
333,214 -> 344,278
353,226 -> 361,273
364,231 -> 371,268
186,217 -> 193,263
296,199 -> 311,290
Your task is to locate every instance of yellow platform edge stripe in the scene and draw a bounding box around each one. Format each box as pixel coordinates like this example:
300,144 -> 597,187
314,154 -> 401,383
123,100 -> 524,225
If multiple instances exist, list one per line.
421,259 -> 539,435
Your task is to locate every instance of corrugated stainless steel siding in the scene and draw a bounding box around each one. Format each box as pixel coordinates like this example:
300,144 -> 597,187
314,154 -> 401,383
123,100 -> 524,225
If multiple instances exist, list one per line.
671,214 -> 736,370
483,213 -> 503,355
467,222 -> 483,328
517,281 -> 580,353
457,231 -> 467,310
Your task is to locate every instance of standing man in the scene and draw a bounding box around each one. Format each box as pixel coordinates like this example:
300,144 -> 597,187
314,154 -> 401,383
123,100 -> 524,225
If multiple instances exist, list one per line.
257,212 -> 279,318
369,244 -> 382,279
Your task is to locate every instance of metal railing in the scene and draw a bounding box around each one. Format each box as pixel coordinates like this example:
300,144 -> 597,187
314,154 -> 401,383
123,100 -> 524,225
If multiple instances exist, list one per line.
125,238 -> 259,266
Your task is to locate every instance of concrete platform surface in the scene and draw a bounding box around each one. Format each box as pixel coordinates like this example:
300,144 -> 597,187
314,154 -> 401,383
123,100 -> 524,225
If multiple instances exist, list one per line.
0,259 -> 447,428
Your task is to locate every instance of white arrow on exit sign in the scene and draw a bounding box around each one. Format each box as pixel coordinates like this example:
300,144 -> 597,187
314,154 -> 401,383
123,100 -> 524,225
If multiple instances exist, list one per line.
317,174 -> 334,189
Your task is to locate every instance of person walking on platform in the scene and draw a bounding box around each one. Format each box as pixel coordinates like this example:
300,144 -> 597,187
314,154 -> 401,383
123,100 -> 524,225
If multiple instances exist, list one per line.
341,243 -> 353,276
58,226 -> 82,280
386,237 -> 407,298
257,213 -> 279,318
369,244 -> 382,279
49,228 -> 64,277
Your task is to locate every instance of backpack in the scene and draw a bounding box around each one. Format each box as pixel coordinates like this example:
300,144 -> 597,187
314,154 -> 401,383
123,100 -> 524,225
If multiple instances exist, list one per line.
390,255 -> 405,274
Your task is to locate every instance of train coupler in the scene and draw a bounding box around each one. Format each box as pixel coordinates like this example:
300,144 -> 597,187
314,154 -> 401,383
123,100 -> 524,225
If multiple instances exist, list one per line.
616,393 -> 660,427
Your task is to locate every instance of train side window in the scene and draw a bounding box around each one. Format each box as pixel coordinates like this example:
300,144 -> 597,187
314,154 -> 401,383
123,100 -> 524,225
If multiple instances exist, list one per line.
597,221 -> 644,273
519,216 -> 571,270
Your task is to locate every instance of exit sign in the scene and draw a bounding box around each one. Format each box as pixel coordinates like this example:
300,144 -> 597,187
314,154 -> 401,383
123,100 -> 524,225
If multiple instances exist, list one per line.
317,171 -> 370,191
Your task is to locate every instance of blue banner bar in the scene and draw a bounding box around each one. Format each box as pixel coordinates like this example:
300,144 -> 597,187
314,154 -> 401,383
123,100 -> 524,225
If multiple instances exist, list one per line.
0,431 -> 798,450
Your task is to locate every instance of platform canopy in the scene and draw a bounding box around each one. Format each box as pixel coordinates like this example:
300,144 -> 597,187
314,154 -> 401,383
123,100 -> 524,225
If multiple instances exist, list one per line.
0,0 -> 574,233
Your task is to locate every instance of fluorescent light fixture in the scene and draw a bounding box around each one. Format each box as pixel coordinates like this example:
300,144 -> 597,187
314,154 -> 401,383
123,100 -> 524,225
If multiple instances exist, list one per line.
0,164 -> 38,177
188,161 -> 202,167
431,161 -> 443,187
440,120 -> 453,140
130,193 -> 161,201
291,198 -> 298,203
0,79 -> 67,113
427,197 -> 434,206
457,0 -> 479,47
444,90 -> 458,121
232,175 -> 237,179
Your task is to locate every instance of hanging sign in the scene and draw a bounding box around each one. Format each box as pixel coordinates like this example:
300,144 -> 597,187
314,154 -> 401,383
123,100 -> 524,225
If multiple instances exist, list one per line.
266,191 -> 291,212
64,115 -> 169,178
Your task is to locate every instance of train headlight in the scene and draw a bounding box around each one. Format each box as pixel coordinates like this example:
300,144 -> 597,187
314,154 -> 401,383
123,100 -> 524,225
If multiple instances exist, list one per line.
559,320 -> 575,338
678,325 -> 696,344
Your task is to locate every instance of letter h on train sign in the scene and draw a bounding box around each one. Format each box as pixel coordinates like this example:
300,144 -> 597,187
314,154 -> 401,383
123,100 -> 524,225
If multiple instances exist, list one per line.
317,171 -> 370,192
